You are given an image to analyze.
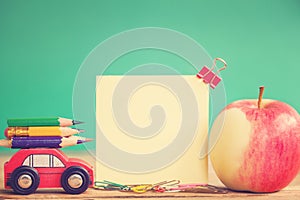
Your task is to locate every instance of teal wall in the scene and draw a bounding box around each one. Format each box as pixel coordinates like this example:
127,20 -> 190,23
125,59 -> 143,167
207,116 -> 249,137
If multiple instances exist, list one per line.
1,0 -> 299,151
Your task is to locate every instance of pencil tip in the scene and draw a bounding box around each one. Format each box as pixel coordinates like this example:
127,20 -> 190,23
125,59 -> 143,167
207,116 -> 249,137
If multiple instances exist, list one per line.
76,128 -> 85,133
77,138 -> 93,144
73,120 -> 84,125
85,138 -> 93,142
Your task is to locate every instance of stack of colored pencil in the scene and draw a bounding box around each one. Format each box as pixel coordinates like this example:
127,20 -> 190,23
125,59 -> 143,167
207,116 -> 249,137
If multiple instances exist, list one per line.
0,117 -> 91,149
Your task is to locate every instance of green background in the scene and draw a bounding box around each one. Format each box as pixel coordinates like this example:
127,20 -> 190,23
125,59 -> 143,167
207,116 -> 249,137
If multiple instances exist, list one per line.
0,0 -> 299,152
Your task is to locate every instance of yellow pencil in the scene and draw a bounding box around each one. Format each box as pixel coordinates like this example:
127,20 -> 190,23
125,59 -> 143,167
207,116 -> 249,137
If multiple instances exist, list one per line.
4,127 -> 84,138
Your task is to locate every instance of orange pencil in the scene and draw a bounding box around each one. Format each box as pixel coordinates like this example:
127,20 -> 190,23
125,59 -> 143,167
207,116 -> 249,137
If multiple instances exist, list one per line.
4,127 -> 84,138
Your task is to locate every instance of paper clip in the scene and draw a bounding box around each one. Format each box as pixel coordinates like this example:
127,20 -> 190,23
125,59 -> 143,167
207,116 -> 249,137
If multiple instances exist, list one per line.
197,58 -> 227,89
152,180 -> 181,193
130,184 -> 153,193
94,180 -> 130,191
167,183 -> 206,192
131,180 -> 180,193
167,183 -> 228,194
183,184 -> 228,194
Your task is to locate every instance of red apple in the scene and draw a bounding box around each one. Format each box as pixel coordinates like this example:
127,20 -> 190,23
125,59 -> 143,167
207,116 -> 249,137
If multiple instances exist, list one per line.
210,86 -> 300,192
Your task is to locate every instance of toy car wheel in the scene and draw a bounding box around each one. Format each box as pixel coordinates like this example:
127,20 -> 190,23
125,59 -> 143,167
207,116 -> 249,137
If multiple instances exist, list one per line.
10,166 -> 40,195
61,166 -> 90,194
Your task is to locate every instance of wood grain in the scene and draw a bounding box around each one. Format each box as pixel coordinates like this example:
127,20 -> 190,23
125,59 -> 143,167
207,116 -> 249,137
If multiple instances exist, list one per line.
0,186 -> 300,200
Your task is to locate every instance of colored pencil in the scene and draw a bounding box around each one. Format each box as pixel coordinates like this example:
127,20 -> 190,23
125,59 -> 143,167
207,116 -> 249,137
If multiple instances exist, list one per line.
0,136 -> 92,149
7,117 -> 83,127
4,127 -> 85,138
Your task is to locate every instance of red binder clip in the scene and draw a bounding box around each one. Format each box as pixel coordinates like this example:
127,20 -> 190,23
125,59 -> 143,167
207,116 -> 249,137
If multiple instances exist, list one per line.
196,58 -> 227,89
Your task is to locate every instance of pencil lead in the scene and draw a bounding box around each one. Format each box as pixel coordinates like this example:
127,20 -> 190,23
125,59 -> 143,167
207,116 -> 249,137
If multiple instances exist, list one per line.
73,120 -> 84,125
77,138 -> 93,144
76,128 -> 85,133
85,138 -> 93,142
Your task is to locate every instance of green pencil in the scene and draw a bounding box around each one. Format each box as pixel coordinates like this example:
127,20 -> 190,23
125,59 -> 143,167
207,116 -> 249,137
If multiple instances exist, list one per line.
7,117 -> 83,127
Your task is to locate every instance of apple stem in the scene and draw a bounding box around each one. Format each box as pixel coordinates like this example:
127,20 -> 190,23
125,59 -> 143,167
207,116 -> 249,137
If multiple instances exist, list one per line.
258,86 -> 265,109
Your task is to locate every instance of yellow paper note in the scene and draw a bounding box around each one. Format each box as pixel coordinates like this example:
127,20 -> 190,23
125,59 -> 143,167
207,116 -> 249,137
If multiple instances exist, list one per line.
96,75 -> 208,184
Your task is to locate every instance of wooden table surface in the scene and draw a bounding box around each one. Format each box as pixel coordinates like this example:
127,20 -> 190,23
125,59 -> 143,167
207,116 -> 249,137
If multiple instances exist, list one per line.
0,151 -> 299,200
0,186 -> 300,200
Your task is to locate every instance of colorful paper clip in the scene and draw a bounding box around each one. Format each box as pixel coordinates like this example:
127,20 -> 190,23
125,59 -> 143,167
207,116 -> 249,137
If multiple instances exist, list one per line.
169,183 -> 206,191
94,180 -> 130,191
197,58 -> 227,89
184,184 -> 228,194
131,180 -> 180,193
152,180 -> 180,193
167,183 -> 228,194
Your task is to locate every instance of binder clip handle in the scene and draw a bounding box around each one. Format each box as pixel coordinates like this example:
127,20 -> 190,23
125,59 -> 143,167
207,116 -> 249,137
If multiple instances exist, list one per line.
213,57 -> 227,73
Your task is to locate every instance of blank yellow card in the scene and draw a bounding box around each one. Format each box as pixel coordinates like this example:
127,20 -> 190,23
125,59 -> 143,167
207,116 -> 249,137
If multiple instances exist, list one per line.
96,75 -> 208,184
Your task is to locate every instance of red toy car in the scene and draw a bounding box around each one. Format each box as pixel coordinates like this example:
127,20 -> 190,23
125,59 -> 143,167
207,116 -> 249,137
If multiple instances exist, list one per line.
4,148 -> 94,195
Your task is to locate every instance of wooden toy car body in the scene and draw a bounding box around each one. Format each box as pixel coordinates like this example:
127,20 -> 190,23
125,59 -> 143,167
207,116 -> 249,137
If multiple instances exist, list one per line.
4,148 -> 94,195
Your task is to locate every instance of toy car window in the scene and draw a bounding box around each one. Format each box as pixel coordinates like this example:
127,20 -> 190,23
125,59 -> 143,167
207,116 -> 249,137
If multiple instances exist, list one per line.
53,155 -> 65,167
32,154 -> 50,167
22,155 -> 32,166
